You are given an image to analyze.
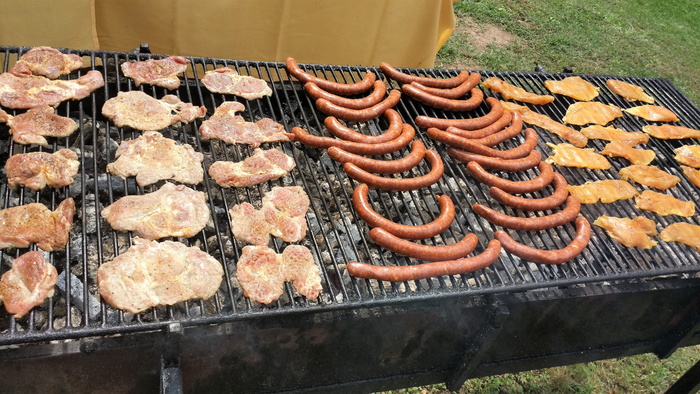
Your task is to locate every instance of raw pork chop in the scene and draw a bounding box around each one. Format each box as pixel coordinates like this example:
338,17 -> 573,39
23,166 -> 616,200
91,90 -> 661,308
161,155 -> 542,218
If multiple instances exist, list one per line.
121,56 -> 189,90
0,251 -> 58,318
11,47 -> 83,79
236,244 -> 322,305
0,105 -> 79,147
101,183 -> 209,240
6,149 -> 80,190
199,101 -> 292,147
201,67 -> 272,100
107,131 -> 204,186
208,148 -> 295,188
0,198 -> 75,251
101,91 -> 206,131
97,237 -> 223,313
0,70 -> 104,109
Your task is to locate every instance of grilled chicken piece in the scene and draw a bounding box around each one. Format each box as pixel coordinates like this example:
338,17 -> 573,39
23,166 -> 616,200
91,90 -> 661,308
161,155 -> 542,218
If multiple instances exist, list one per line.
619,165 -> 681,190
674,145 -> 700,168
101,183 -> 210,240
567,180 -> 638,204
600,140 -> 655,165
681,166 -> 700,188
580,125 -> 649,147
605,80 -> 654,104
0,70 -> 104,109
199,101 -> 292,147
635,190 -> 695,217
6,149 -> 80,190
236,244 -> 322,305
208,148 -> 295,188
501,101 -> 588,147
201,67 -> 272,100
545,142 -> 611,170
11,47 -> 83,79
659,222 -> 700,252
482,77 -> 554,105
0,105 -> 79,147
120,56 -> 189,90
593,216 -> 658,249
107,131 -> 204,187
642,125 -> 700,139
102,91 -> 206,131
623,105 -> 679,122
563,102 -> 623,126
97,237 -> 223,314
544,76 -> 599,101
0,251 -> 58,318
0,198 -> 75,251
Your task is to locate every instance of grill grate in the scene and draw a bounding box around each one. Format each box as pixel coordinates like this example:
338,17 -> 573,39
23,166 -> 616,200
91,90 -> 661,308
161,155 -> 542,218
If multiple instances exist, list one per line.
0,46 -> 698,345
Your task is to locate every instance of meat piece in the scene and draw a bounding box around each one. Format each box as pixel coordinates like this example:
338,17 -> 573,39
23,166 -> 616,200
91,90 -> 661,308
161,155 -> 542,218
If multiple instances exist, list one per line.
624,105 -> 679,122
106,131 -> 204,187
659,222 -> 700,252
681,166 -> 700,188
482,77 -> 554,105
580,125 -> 649,147
643,125 -> 700,139
567,180 -> 638,204
501,101 -> 588,147
6,149 -> 80,190
600,140 -> 656,165
101,183 -> 210,240
236,245 -> 322,305
199,101 -> 292,147
120,56 -> 189,90
201,67 -> 273,100
0,198 -> 74,251
605,80 -> 654,104
101,91 -> 206,131
674,145 -> 700,168
0,70 -> 104,109
618,165 -> 681,190
229,203 -> 273,245
544,76 -> 600,101
563,102 -> 623,126
544,142 -> 611,170
11,47 -> 83,79
0,105 -> 78,147
593,216 -> 658,249
97,237 -> 223,314
208,148 -> 295,188
635,190 -> 695,217
0,251 -> 58,318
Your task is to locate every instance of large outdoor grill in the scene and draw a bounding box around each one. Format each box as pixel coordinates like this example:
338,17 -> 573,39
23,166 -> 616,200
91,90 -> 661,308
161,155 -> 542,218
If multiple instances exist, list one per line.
1,45 -> 700,393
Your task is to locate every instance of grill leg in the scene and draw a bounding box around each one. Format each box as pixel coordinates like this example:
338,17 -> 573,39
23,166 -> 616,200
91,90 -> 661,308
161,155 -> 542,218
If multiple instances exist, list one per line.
666,359 -> 700,394
161,357 -> 184,394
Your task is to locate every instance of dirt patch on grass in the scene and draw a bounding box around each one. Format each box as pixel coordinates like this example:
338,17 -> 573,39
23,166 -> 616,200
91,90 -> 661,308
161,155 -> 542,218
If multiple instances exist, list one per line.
458,18 -> 518,53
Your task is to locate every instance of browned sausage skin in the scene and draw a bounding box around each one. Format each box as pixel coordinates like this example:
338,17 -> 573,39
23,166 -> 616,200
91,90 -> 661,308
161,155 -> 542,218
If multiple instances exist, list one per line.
305,80 -> 387,110
489,173 -> 570,211
466,161 -> 555,194
316,90 -> 402,122
401,85 -> 484,112
328,140 -> 426,174
468,112 -> 523,147
380,62 -> 470,88
429,127 -> 538,160
291,123 -> 415,155
415,97 -> 504,130
324,108 -> 402,143
347,239 -> 501,281
445,110 -> 514,139
369,228 -> 479,261
410,72 -> 482,99
447,148 -> 542,172
472,195 -> 581,231
343,150 -> 444,191
494,216 -> 591,264
286,57 -> 376,95
352,183 -> 455,240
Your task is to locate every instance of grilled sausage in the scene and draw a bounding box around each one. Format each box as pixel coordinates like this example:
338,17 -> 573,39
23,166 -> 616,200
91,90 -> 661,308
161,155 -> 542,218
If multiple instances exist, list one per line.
291,123 -> 415,155
401,84 -> 484,112
347,239 -> 501,281
472,195 -> 581,231
445,110 -> 513,139
352,183 -> 455,240
494,216 -> 591,264
369,227 -> 479,261
328,140 -> 426,174
468,112 -> 523,147
343,150 -> 444,191
305,80 -> 387,110
316,90 -> 402,122
489,173 -> 570,211
415,97 -> 504,130
324,109 -> 402,143
286,57 -> 376,95
447,148 -> 542,172
380,62 -> 470,88
429,127 -> 538,160
466,161 -> 555,194
410,72 -> 482,99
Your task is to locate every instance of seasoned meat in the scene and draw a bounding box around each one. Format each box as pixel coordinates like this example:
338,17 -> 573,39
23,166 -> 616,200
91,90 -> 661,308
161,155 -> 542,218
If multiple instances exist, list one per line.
606,80 -> 654,104
482,77 -> 554,105
635,190 -> 695,217
0,251 -> 58,318
199,101 -> 292,147
201,67 -> 272,100
545,142 -> 611,170
624,105 -> 679,122
674,145 -> 700,168
563,102 -> 623,126
618,165 -> 680,190
102,91 -> 206,131
229,202 -> 273,245
643,125 -> 700,139
580,125 -> 649,147
6,149 -> 80,190
659,222 -> 700,252
97,238 -> 223,314
101,183 -> 210,240
11,47 -> 83,79
501,101 -> 588,147
120,56 -> 189,90
600,140 -> 656,165
0,105 -> 78,147
681,166 -> 700,188
208,148 -> 295,188
544,76 -> 599,101
593,216 -> 658,249
0,70 -> 104,109
567,180 -> 638,204
0,198 -> 75,251
107,131 -> 204,187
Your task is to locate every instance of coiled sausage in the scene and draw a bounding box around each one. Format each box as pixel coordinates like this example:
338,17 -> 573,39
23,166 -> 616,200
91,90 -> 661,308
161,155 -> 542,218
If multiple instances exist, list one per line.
447,148 -> 542,172
410,72 -> 482,99
286,57 -> 376,95
305,80 -> 387,110
291,123 -> 415,155
328,140 -> 426,174
429,127 -> 538,160
489,173 -> 570,211
445,110 -> 514,139
402,84 -> 484,112
466,161 -> 555,194
468,112 -> 523,147
473,195 -> 581,231
316,90 -> 402,122
343,150 -> 444,191
380,62 -> 470,88
324,109 -> 402,143
369,228 -> 479,261
415,97 -> 504,130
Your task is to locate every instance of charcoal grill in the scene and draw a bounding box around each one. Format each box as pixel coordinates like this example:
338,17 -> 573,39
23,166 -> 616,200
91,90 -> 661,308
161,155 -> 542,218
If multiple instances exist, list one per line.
1,45 -> 700,393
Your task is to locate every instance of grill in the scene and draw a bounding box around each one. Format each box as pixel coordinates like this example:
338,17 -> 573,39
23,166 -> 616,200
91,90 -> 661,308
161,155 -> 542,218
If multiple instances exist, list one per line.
1,45 -> 700,392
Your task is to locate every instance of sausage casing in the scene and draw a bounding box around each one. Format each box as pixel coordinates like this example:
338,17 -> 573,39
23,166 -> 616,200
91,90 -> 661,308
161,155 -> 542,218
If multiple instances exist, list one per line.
316,90 -> 402,122
328,140 -> 426,174
489,173 -> 570,211
447,148 -> 542,172
445,110 -> 513,139
402,85 -> 484,112
429,127 -> 538,160
380,62 -> 470,88
415,97 -> 504,130
369,227 -> 479,261
305,80 -> 387,110
343,150 -> 444,191
410,72 -> 482,99
324,108 -> 403,143
291,123 -> 415,155
286,57 -> 376,95
466,161 -> 555,194
473,195 -> 581,230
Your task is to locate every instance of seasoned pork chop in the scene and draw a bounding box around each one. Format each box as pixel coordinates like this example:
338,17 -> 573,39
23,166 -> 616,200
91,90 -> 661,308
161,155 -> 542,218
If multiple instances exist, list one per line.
6,149 -> 80,190
201,67 -> 272,100
102,91 -> 206,131
208,148 -> 295,188
0,105 -> 79,147
199,101 -> 292,147
0,251 -> 58,318
121,56 -> 189,90
0,70 -> 104,109
11,47 -> 83,79
593,216 -> 658,249
0,198 -> 75,251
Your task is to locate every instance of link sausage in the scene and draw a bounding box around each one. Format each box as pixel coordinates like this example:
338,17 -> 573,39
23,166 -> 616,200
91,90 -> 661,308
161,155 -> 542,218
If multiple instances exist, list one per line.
494,216 -> 591,264
369,227 -> 479,261
445,110 -> 513,139
489,173 -> 570,211
410,72 -> 482,99
352,183 -> 455,240
305,80 -> 387,110
447,148 -> 542,172
286,57 -> 376,95
380,62 -> 470,88
291,123 -> 415,155
429,127 -> 538,160
473,195 -> 581,231
324,109 -> 402,143
415,97 -> 504,130
468,112 -> 523,147
466,161 -> 555,194
343,150 -> 444,191
328,140 -> 426,174
402,84 -> 484,112
347,239 -> 501,281
316,90 -> 402,122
